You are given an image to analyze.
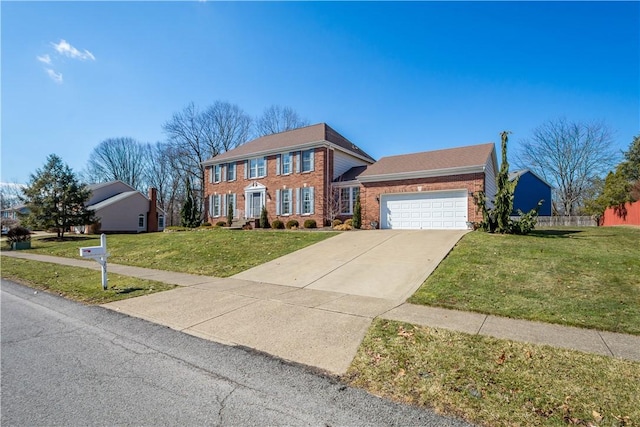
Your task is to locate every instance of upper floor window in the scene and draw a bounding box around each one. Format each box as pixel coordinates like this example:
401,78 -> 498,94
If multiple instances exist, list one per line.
213,165 -> 222,183
226,163 -> 236,181
281,153 -> 292,175
249,157 -> 266,179
301,149 -> 314,173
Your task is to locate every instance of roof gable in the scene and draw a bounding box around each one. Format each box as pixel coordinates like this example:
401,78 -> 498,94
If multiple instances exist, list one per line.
509,169 -> 553,188
359,143 -> 496,182
203,123 -> 375,165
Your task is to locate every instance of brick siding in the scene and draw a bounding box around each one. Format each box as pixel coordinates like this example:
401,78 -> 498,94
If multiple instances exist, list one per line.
204,147 -> 330,227
360,173 -> 485,229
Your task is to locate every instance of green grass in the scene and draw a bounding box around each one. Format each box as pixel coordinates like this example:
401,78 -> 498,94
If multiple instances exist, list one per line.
1,257 -> 176,304
409,227 -> 640,335
346,319 -> 640,427
17,228 -> 338,277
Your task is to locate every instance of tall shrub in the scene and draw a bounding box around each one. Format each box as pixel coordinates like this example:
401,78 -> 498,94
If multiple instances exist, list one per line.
352,194 -> 362,229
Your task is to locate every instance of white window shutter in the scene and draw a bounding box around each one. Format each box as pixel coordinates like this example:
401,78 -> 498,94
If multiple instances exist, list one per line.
310,187 -> 315,213
209,195 -> 213,217
276,155 -> 281,176
295,188 -> 301,214
232,163 -> 236,181
275,190 -> 281,215
244,160 -> 248,179
310,150 -> 315,172
209,166 -> 213,183
232,194 -> 237,217
222,194 -> 226,217
295,152 -> 301,173
222,164 -> 227,182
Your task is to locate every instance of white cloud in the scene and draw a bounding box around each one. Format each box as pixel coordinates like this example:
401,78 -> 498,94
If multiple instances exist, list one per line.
51,39 -> 95,61
46,69 -> 63,84
37,54 -> 51,64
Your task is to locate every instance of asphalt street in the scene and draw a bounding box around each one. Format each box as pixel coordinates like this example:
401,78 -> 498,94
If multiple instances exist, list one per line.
1,279 -> 471,426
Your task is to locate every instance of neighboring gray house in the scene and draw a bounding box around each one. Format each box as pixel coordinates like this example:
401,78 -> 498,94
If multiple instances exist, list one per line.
81,181 -> 165,233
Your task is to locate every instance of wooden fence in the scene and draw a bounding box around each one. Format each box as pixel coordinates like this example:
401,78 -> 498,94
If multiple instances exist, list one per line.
511,216 -> 597,227
600,201 -> 640,226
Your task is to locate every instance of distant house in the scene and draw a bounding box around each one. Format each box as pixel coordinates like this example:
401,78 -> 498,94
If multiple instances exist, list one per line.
509,169 -> 552,216
1,204 -> 29,220
202,123 -> 498,230
82,181 -> 165,233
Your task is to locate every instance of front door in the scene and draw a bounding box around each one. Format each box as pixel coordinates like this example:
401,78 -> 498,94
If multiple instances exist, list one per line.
249,192 -> 262,218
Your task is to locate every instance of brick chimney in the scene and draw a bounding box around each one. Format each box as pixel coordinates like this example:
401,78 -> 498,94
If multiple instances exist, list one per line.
147,187 -> 158,232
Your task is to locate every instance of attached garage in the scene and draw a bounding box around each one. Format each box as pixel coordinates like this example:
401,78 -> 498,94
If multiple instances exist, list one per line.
357,143 -> 498,230
381,190 -> 468,230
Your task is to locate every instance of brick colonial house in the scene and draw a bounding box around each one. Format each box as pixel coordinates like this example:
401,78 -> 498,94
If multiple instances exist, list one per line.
202,123 -> 497,230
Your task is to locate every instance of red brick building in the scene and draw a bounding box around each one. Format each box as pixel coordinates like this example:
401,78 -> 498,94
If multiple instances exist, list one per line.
202,123 -> 497,230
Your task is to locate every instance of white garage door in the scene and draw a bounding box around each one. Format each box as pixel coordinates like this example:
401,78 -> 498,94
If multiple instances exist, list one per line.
381,191 -> 468,230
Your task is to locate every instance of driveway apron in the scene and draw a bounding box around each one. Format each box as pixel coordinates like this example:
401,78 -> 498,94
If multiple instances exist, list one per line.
101,230 -> 465,374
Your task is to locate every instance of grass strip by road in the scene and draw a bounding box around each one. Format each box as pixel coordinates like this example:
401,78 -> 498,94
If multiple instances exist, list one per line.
346,319 -> 639,427
409,227 -> 640,335
1,257 -> 175,304
20,228 -> 338,277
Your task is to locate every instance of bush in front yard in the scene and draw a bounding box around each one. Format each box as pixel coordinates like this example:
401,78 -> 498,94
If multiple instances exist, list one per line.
7,226 -> 31,244
303,219 -> 317,229
332,219 -> 343,228
286,219 -> 299,229
215,221 -> 227,227
271,219 -> 284,229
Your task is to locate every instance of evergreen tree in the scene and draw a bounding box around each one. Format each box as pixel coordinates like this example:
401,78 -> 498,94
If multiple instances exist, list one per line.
180,177 -> 200,228
227,198 -> 234,226
21,154 -> 95,239
475,132 -> 541,234
352,194 -> 362,229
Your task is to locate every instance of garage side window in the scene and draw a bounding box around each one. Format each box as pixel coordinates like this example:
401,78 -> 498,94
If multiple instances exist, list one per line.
138,214 -> 145,229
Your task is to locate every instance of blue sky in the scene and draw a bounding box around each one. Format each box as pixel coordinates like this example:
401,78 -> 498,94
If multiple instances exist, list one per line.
2,1 -> 638,185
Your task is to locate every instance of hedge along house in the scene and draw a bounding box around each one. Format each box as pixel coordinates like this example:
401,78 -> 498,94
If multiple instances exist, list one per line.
357,143 -> 498,230
201,123 -> 376,227
82,181 -> 165,233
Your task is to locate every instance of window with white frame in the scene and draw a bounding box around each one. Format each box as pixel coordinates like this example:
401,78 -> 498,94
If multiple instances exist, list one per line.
281,153 -> 292,175
279,189 -> 292,215
301,149 -> 314,172
249,157 -> 266,178
213,165 -> 222,183
226,163 -> 236,181
340,187 -> 359,214
301,187 -> 314,214
138,214 -> 145,229
210,194 -> 221,217
158,215 -> 165,229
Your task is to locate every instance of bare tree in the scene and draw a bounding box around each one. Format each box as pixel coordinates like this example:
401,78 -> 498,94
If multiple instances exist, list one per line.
255,105 -> 309,137
85,137 -> 150,191
516,118 -> 618,215
146,142 -> 183,226
162,101 -> 252,218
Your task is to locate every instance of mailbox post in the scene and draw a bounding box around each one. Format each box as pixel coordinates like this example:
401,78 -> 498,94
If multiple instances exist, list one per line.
79,234 -> 109,290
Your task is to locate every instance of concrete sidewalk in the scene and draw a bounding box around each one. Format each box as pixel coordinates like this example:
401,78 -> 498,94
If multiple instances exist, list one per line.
3,251 -> 639,374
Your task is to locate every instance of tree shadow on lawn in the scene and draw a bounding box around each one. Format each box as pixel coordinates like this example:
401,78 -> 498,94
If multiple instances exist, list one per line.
528,229 -> 584,238
38,236 -> 97,242
113,287 -> 145,294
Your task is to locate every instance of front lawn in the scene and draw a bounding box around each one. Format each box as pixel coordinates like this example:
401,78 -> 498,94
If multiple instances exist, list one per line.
346,319 -> 639,427
20,228 -> 337,277
1,257 -> 176,304
409,227 -> 640,335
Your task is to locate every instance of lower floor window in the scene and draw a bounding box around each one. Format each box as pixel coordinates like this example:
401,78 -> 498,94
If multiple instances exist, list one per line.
301,187 -> 314,214
138,214 -> 145,228
211,195 -> 221,217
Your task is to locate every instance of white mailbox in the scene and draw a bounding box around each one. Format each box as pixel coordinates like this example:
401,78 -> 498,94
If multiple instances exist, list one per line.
79,234 -> 109,290
80,246 -> 106,258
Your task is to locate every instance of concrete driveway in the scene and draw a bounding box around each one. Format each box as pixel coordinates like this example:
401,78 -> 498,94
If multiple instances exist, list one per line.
233,230 -> 467,302
99,229 -> 466,374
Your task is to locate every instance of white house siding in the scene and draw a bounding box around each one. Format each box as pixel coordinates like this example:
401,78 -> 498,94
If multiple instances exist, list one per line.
484,156 -> 497,208
87,181 -> 136,205
93,193 -> 149,233
333,150 -> 370,180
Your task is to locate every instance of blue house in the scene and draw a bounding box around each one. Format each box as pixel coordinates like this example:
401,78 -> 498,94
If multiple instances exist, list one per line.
509,169 -> 552,216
